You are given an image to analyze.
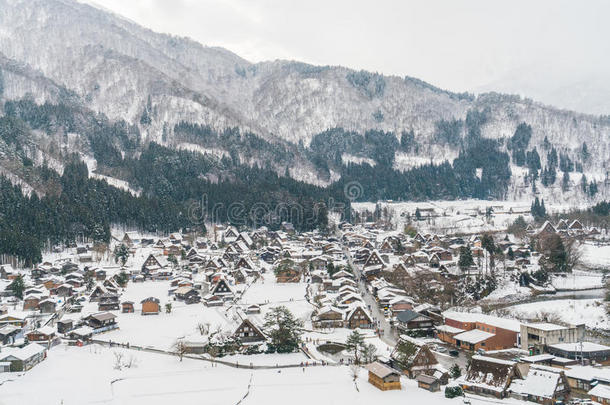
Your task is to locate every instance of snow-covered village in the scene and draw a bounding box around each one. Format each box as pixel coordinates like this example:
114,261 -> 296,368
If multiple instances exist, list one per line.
1,1 -> 610,404
0,199 -> 609,405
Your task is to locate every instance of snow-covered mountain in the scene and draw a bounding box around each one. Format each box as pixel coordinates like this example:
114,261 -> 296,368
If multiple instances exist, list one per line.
0,0 -> 608,203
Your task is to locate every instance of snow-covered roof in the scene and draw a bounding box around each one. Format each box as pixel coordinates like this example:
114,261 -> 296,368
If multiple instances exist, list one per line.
589,383 -> 610,399
29,326 -> 55,336
521,353 -> 555,363
523,322 -> 567,331
453,329 -> 495,344
564,366 -> 610,383
0,343 -> 46,361
509,364 -> 563,399
435,324 -> 464,334
443,311 -> 521,332
471,355 -> 516,366
366,361 -> 400,378
549,342 -> 610,353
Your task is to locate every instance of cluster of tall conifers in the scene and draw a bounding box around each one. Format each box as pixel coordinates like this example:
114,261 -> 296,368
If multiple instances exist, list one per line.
0,94 -> 603,265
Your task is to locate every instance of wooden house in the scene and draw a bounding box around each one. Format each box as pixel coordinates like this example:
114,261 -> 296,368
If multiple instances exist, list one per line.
313,306 -> 344,328
233,319 -> 266,344
396,310 -> 434,332
203,294 -> 224,307
556,219 -> 569,231
57,319 -> 74,334
23,295 -> 40,311
98,293 -> 120,311
121,301 -> 135,313
568,220 -> 583,231
86,312 -> 117,330
460,355 -> 522,398
0,314 -> 26,327
363,250 -> 386,274
0,343 -> 47,372
121,231 -> 140,246
346,306 -> 373,329
38,299 -> 57,314
245,304 -> 261,314
235,257 -> 255,271
140,297 -> 161,315
211,279 -> 234,299
0,324 -> 21,345
26,326 -> 55,342
174,287 -> 200,303
416,374 -> 440,392
509,364 -> 570,404
395,344 -> 439,378
141,254 -> 163,274
537,221 -> 557,238
89,284 -> 109,302
366,361 -> 402,391
589,384 -> 610,405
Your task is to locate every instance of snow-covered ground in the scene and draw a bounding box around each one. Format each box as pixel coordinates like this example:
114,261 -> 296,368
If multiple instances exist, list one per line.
176,142 -> 229,159
506,298 -> 609,330
581,243 -> 610,270
94,281 -> 230,351
352,199 -> 540,235
240,273 -> 314,322
0,344 -> 533,405
351,199 -> 598,236
550,270 -> 604,291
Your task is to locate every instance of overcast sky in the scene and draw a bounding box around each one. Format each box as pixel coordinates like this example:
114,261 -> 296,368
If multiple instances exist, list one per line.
87,0 -> 610,113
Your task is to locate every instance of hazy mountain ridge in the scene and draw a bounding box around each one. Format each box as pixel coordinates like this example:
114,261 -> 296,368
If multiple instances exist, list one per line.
0,0 -> 608,204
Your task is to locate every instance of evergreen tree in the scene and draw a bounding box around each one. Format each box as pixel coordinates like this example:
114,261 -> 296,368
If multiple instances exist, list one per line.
450,364 -> 462,378
458,246 -> 475,269
360,343 -> 378,364
531,198 -> 547,221
263,306 -> 304,353
543,136 -> 551,150
115,271 -> 129,287
481,233 -> 496,272
589,181 -> 598,197
346,330 -> 366,364
114,243 -> 130,266
393,340 -> 418,369
8,275 -> 25,299
415,208 -> 422,220
561,171 -> 570,192
581,142 -> 590,162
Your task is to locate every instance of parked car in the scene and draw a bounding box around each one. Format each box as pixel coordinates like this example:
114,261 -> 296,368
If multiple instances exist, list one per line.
449,349 -> 459,357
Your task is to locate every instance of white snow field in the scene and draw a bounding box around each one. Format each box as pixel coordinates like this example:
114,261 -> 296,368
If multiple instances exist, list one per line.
550,270 -> 604,291
507,298 -> 609,330
580,243 -> 610,269
0,344 -> 532,405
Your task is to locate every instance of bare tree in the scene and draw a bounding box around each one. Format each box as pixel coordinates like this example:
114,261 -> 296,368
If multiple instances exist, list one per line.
564,238 -> 583,273
360,343 -> 378,364
206,345 -> 219,366
197,322 -> 208,335
113,351 -> 124,370
173,340 -> 188,362
124,355 -> 138,369
350,364 -> 360,381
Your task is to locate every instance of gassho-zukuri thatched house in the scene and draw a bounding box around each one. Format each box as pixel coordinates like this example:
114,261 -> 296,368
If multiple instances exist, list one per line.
458,355 -> 522,398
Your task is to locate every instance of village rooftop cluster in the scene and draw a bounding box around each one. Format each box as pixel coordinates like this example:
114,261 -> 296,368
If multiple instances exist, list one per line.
0,206 -> 609,405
